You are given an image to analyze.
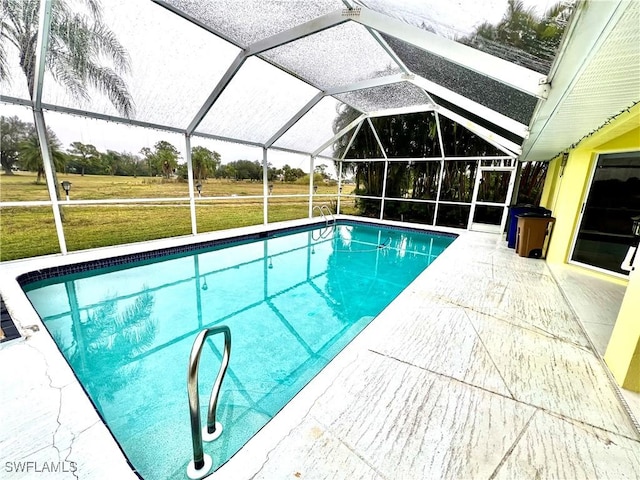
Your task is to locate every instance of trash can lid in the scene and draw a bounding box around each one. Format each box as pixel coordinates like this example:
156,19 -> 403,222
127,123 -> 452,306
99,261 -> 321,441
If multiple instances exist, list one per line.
516,212 -> 551,218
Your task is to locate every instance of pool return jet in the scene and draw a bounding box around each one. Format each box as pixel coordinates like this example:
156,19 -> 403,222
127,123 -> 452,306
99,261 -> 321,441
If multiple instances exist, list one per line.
186,325 -> 232,479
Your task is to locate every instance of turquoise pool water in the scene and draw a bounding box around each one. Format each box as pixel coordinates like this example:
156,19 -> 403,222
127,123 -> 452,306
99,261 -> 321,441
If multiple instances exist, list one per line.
24,222 -> 454,479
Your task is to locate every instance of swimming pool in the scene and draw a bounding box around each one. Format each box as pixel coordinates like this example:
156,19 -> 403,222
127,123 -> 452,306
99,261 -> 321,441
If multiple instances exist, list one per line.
21,220 -> 455,479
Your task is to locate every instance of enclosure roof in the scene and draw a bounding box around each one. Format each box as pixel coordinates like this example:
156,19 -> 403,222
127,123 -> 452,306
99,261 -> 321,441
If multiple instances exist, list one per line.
520,0 -> 640,161
2,0 -> 636,162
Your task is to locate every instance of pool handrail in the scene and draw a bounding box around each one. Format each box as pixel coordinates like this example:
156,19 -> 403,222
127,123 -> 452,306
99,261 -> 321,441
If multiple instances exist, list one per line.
312,204 -> 335,240
186,325 -> 232,480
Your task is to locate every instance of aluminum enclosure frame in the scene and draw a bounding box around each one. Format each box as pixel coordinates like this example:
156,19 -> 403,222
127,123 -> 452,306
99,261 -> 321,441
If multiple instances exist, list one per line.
1,0 -> 550,257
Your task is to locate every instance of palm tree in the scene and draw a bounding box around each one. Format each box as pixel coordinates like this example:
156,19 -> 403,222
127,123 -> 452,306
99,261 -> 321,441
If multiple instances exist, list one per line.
62,287 -> 157,406
0,0 -> 134,115
19,127 -> 66,183
191,146 -> 221,181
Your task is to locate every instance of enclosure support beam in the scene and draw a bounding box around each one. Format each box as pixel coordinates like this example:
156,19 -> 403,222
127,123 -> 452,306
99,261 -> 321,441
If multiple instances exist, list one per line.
367,118 -> 388,220
336,114 -> 364,217
185,134 -> 198,235
367,104 -> 435,119
436,107 -> 521,156
340,117 -> 364,163
324,74 -> 408,96
308,155 -> 315,218
433,111 -> 446,227
187,52 -> 247,135
380,158 -> 390,221
245,10 -> 349,56
337,162 -> 343,215
410,76 -> 529,139
32,0 -> 67,254
33,0 -> 51,108
313,113 -> 366,157
152,0 -> 241,47
266,93 -> 325,149
268,74 -> 409,150
34,109 -> 67,255
262,148 -> 269,225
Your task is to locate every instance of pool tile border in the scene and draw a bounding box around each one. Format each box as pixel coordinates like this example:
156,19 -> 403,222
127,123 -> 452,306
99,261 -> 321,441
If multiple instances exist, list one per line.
17,219 -> 457,287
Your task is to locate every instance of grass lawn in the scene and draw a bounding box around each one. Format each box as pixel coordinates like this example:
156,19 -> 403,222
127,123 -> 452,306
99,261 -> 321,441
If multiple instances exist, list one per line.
0,172 -> 357,261
0,171 -> 342,201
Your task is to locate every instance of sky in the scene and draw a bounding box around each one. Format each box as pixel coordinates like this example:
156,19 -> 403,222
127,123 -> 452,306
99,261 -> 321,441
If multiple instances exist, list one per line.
0,0 -> 559,175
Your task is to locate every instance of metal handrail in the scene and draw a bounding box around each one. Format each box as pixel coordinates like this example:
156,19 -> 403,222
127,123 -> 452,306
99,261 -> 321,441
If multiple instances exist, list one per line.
319,204 -> 335,224
186,326 -> 231,480
312,204 -> 335,240
312,204 -> 328,229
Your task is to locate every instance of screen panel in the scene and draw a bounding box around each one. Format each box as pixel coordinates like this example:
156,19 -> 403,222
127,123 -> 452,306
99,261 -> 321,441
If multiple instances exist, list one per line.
262,22 -> 401,90
164,0 -> 344,48
195,57 -> 320,145
41,0 -> 240,129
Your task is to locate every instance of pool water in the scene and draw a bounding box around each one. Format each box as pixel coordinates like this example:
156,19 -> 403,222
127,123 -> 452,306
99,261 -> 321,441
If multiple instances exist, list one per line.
24,222 -> 454,479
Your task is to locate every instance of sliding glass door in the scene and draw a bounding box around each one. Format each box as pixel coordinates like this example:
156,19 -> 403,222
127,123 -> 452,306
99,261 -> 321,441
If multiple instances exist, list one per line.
571,151 -> 640,275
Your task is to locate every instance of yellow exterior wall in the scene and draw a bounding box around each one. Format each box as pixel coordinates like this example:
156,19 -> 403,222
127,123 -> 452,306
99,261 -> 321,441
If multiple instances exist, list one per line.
539,155 -> 561,208
539,103 -> 640,391
597,127 -> 640,151
605,255 -> 640,391
541,148 -> 595,265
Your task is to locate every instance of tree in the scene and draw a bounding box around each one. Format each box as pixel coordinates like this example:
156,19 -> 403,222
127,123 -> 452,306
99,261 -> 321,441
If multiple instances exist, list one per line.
214,163 -> 236,180
517,161 -> 549,204
459,1 -> 572,73
19,128 -> 67,183
67,141 -> 102,175
1,115 -> 31,174
101,150 -> 123,176
281,164 -> 305,182
117,152 -> 145,177
139,141 -> 181,178
219,159 -> 262,181
314,163 -> 330,181
191,146 -> 221,181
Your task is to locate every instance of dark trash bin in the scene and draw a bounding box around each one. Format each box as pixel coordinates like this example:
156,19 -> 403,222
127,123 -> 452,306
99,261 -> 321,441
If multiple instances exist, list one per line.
506,205 -> 551,248
515,213 -> 555,258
